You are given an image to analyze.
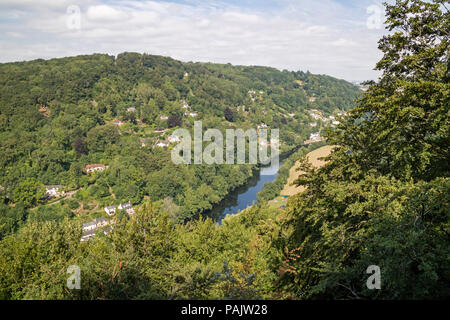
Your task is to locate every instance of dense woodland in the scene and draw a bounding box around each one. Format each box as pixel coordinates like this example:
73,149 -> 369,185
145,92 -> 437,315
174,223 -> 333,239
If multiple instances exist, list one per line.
0,41 -> 359,234
0,0 -> 448,300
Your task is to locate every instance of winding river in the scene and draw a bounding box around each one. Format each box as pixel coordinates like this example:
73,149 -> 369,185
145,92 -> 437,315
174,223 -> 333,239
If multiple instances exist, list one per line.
207,161 -> 282,224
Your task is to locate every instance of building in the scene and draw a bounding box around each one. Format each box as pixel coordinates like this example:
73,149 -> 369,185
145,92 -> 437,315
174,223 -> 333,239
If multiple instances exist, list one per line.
82,217 -> 109,232
85,164 -> 107,173
80,218 -> 111,242
309,122 -> 317,127
80,229 -> 96,242
104,205 -> 116,216
310,132 -> 321,141
126,107 -> 136,112
45,185 -> 64,198
160,115 -> 168,121
118,201 -> 135,216
156,141 -> 169,148
257,124 -> 268,129
188,112 -> 198,117
168,135 -> 181,143
113,120 -> 124,126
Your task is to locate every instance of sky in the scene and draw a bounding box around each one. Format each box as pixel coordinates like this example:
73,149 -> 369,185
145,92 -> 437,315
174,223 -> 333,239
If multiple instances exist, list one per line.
0,0 -> 390,81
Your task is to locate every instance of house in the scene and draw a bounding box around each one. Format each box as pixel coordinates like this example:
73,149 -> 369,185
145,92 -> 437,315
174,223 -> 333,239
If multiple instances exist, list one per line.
80,229 -> 96,242
168,135 -> 181,143
310,132 -> 321,141
308,110 -> 322,120
82,217 -> 109,232
113,120 -> 124,126
38,106 -> 50,117
309,97 -> 317,102
118,201 -> 135,215
126,107 -> 136,112
257,124 -> 268,130
188,112 -> 198,117
248,90 -> 256,95
309,122 -> 317,127
156,141 -> 169,148
332,120 -> 340,126
45,185 -> 64,198
85,164 -> 107,173
104,205 -> 116,216
160,115 -> 168,121
182,103 -> 190,109
80,217 -> 111,242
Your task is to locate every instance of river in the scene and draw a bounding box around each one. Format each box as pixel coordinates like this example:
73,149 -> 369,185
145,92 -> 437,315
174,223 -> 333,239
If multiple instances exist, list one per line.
206,161 -> 282,224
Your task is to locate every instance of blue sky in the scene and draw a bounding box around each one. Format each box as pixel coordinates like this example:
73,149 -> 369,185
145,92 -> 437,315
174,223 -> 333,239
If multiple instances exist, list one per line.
0,0 -> 389,81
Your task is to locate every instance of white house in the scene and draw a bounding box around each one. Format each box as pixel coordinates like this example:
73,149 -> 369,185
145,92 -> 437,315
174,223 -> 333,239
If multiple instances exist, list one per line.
309,122 -> 317,127
104,205 -> 116,216
160,115 -> 168,121
118,201 -> 135,216
168,135 -> 181,143
85,164 -> 107,173
127,107 -> 136,112
310,132 -> 321,141
81,218 -> 111,242
80,230 -> 96,242
82,217 -> 109,232
45,185 -> 64,198
189,112 -> 198,117
156,141 -> 169,148
257,123 -> 268,129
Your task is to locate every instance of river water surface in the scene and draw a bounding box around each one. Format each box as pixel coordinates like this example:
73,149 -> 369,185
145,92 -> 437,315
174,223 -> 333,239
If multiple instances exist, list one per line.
207,161 -> 282,223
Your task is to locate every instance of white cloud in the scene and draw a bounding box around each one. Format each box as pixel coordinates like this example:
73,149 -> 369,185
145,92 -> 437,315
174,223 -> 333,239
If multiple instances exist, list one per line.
86,5 -> 129,21
0,0 -> 387,81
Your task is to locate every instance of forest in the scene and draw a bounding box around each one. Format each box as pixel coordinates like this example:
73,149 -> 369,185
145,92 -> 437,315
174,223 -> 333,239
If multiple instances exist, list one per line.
0,0 -> 448,300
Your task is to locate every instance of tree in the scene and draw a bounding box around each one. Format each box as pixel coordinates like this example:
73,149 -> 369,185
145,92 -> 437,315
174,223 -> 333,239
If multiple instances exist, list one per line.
13,178 -> 45,207
327,0 -> 449,181
224,107 -> 234,122
279,0 -> 450,300
73,137 -> 86,156
168,114 -> 182,128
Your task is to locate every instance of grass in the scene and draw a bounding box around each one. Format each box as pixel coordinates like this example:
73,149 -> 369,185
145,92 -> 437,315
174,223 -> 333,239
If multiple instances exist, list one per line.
280,145 -> 334,196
